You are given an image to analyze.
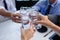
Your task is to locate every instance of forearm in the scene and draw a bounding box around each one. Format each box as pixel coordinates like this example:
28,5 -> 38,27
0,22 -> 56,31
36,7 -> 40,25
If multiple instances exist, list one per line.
47,20 -> 60,36
0,9 -> 12,18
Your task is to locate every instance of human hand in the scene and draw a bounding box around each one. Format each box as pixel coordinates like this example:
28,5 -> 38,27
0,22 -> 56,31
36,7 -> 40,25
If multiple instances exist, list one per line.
11,13 -> 21,23
34,14 -> 52,27
21,22 -> 35,40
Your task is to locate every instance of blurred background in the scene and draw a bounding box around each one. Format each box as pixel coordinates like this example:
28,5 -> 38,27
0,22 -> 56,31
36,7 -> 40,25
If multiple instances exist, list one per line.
12,0 -> 39,10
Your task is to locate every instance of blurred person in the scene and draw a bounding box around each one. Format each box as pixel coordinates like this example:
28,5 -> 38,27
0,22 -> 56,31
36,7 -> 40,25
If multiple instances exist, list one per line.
32,0 -> 60,15
0,0 -> 21,40
0,0 -> 21,23
0,9 -> 21,23
32,0 -> 60,33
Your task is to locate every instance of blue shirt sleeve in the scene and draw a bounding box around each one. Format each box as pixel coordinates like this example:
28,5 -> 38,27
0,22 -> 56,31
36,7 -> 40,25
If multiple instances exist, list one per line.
32,0 -> 46,12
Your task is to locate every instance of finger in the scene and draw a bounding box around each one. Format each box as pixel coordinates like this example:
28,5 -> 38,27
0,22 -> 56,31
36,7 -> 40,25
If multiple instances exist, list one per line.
35,20 -> 44,24
21,27 -> 27,37
37,14 -> 44,20
21,24 -> 24,28
30,22 -> 34,29
13,14 -> 21,18
21,27 -> 25,33
12,17 -> 21,22
12,17 -> 21,21
21,27 -> 24,31
15,13 -> 21,18
29,22 -> 34,32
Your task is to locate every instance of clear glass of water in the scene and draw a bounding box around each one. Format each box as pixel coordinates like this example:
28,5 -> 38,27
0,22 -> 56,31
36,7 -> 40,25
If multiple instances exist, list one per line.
22,14 -> 29,25
29,9 -> 38,23
20,7 -> 30,29
29,10 -> 42,30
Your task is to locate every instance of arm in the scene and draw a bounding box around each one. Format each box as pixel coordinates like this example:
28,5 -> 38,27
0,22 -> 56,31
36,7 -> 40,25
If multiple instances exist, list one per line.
34,14 -> 60,36
32,0 -> 45,12
0,8 -> 21,23
47,15 -> 60,36
47,20 -> 60,36
0,8 -> 12,17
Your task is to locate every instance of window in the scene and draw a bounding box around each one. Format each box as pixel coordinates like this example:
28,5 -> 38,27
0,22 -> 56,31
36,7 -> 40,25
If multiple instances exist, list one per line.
17,0 -> 38,1
15,0 -> 39,10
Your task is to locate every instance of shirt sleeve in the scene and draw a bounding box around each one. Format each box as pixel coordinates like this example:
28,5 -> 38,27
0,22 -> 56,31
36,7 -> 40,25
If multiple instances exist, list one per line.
32,0 -> 44,12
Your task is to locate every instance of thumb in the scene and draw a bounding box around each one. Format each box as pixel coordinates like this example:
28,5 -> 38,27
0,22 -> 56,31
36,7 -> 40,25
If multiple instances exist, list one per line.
15,13 -> 21,18
21,27 -> 25,33
35,20 -> 44,24
29,22 -> 34,32
37,13 -> 44,20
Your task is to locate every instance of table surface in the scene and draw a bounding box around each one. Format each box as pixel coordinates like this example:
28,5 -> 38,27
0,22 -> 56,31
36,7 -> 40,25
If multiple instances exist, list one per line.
0,20 -> 55,40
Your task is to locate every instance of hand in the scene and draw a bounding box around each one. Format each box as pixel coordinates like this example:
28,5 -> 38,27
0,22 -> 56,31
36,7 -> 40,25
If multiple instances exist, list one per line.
21,22 -> 35,40
11,13 -> 21,23
34,14 -> 51,27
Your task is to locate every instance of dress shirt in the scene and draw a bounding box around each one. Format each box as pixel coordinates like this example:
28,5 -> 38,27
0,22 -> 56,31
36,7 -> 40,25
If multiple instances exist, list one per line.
0,0 -> 16,23
0,0 -> 16,12
32,0 -> 60,15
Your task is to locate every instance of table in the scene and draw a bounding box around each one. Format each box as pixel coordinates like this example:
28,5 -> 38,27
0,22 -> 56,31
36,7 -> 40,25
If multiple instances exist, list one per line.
0,20 -> 55,40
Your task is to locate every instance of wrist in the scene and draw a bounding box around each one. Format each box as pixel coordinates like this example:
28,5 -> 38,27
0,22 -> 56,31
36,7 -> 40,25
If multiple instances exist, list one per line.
10,13 -> 14,19
44,19 -> 53,27
46,20 -> 56,28
22,38 -> 29,40
24,37 -> 29,40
